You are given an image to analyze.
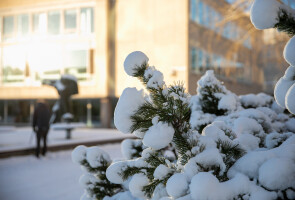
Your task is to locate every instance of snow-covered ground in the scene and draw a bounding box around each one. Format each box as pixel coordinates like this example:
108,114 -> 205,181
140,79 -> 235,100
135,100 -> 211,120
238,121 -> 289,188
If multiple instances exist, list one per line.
0,143 -> 122,200
0,127 -> 133,152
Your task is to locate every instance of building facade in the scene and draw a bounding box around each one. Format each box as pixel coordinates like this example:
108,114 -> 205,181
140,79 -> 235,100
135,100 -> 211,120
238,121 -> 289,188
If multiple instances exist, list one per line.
0,0 -> 287,126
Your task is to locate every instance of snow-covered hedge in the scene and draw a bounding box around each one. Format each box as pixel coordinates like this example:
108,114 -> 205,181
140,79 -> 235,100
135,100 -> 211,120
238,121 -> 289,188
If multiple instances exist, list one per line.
73,51 -> 295,200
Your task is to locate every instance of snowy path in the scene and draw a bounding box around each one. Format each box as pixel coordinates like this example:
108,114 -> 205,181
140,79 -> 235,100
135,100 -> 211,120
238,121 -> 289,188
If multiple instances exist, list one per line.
0,143 -> 122,200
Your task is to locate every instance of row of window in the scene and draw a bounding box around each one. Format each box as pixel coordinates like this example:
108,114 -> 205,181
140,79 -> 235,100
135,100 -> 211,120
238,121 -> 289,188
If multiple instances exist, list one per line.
1,44 -> 92,84
190,47 -> 243,71
1,7 -> 94,41
190,0 -> 251,49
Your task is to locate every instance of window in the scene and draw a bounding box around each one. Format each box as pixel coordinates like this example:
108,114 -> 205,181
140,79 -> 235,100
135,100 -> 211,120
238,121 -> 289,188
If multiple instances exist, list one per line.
191,48 -> 197,70
205,53 -> 211,68
2,46 -> 26,83
48,11 -> 60,35
65,9 -> 77,31
65,50 -> 87,80
17,14 -> 29,37
3,16 -> 14,40
197,49 -> 203,68
33,13 -> 46,34
190,0 -> 197,21
80,8 -> 94,34
197,1 -> 204,25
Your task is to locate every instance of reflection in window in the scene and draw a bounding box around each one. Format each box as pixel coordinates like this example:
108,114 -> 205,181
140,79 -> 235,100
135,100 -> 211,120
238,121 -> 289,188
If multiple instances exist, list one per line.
28,44 -> 62,80
65,9 -> 77,31
48,11 -> 60,35
3,16 -> 14,40
80,8 -> 94,33
33,13 -> 47,34
65,50 -> 87,80
18,14 -> 29,37
2,46 -> 26,83
190,0 -> 197,21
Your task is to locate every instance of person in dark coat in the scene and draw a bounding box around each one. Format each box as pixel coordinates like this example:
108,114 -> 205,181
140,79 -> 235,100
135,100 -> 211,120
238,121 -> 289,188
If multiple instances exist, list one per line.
33,100 -> 51,158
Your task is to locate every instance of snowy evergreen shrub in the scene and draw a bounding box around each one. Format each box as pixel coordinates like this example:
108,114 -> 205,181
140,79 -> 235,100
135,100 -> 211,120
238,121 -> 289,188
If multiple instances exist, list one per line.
73,51 -> 295,200
251,0 -> 295,114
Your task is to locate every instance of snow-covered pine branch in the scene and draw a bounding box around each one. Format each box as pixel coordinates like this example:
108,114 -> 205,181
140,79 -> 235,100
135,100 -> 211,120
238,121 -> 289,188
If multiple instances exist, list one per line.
73,51 -> 295,200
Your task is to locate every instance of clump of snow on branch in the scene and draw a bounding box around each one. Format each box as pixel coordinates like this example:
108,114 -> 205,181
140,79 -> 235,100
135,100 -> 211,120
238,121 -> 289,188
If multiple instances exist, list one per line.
114,87 -> 146,134
274,65 -> 295,113
143,121 -> 175,150
124,51 -> 149,76
250,0 -> 283,29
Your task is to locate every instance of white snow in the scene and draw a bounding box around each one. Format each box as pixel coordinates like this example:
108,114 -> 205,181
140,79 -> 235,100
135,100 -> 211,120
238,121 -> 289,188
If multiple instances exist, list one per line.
284,36 -> 295,67
258,157 -> 295,190
106,161 -> 126,184
129,173 -> 149,199
103,191 -> 137,200
124,51 -> 149,76
143,121 -> 174,150
151,183 -> 168,200
0,143 -> 122,200
194,148 -> 226,176
72,145 -> 87,164
144,67 -> 165,89
286,83 -> 295,114
166,173 -> 189,198
0,127 -> 133,153
286,118 -> 295,132
250,0 -> 282,29
121,139 -> 143,159
218,93 -> 238,112
197,70 -> 221,88
86,146 -> 111,168
274,66 -> 295,108
153,164 -> 172,180
114,87 -> 146,134
190,172 -> 277,200
239,93 -> 272,108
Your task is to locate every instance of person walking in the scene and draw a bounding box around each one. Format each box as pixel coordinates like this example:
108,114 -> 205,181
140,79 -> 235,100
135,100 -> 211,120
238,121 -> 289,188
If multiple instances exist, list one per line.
32,99 -> 51,158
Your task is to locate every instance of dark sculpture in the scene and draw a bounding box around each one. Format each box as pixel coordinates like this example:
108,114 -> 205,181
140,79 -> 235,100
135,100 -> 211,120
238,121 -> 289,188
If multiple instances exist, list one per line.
43,75 -> 78,124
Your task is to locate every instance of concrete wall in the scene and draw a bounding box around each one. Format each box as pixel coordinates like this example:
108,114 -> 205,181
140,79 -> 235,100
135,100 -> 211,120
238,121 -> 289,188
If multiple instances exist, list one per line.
115,0 -> 189,96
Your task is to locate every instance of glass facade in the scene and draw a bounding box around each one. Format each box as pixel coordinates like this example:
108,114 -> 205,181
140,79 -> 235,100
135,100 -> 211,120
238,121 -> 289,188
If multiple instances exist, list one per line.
190,0 -> 252,49
0,7 -> 95,85
190,47 -> 245,80
0,99 -> 103,125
